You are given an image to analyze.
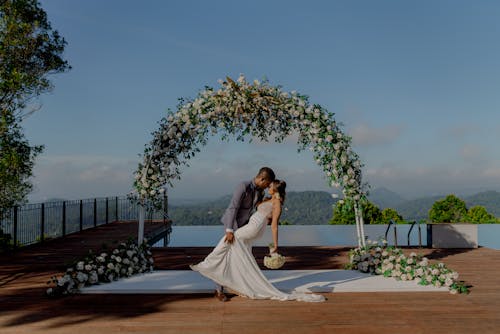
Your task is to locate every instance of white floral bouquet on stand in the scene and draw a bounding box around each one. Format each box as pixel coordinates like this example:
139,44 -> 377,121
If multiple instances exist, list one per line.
264,243 -> 286,269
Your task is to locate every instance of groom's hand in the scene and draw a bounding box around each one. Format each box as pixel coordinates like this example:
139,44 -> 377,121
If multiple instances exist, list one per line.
224,232 -> 235,244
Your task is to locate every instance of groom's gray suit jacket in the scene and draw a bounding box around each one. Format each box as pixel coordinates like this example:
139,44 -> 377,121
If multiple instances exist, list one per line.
221,180 -> 263,232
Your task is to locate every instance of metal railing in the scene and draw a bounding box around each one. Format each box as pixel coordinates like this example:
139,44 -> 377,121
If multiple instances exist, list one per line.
0,195 -> 168,248
384,219 -> 424,248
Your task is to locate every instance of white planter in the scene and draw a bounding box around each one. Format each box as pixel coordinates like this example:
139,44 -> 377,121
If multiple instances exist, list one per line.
427,223 -> 478,248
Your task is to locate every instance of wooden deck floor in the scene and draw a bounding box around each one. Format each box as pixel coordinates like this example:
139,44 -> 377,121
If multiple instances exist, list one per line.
1,221 -> 500,333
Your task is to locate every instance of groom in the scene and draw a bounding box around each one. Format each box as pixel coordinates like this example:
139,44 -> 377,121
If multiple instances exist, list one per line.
215,166 -> 276,302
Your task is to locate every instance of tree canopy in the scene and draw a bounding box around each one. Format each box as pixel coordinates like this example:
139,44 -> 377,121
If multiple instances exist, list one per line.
466,205 -> 498,224
0,0 -> 70,217
330,198 -> 382,225
428,194 -> 468,223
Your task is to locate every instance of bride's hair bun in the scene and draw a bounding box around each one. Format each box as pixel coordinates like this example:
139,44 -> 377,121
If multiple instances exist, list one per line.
273,180 -> 286,203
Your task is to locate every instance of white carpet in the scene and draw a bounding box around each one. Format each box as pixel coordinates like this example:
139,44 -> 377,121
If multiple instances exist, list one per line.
80,270 -> 449,294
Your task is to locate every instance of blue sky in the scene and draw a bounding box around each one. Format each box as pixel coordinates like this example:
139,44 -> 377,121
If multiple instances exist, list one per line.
24,0 -> 500,202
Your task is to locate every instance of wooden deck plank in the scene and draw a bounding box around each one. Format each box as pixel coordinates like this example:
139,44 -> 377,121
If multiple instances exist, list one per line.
1,221 -> 500,333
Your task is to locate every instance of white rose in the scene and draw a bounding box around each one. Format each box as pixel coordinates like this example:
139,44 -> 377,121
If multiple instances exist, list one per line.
90,273 -> 99,284
445,278 -> 454,287
77,272 -> 88,283
76,262 -> 84,271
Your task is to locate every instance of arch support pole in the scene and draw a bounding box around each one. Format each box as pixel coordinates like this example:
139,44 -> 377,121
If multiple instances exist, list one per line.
354,201 -> 366,247
138,201 -> 145,245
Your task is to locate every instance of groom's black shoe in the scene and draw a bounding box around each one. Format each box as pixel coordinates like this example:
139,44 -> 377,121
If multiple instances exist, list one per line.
214,290 -> 228,302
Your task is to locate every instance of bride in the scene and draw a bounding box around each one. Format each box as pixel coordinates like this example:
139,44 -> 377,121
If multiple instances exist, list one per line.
190,180 -> 325,302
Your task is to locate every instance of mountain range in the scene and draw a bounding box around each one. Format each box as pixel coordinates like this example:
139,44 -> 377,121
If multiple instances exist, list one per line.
168,188 -> 500,225
369,188 -> 500,221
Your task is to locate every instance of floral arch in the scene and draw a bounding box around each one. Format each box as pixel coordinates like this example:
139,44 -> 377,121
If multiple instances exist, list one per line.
133,75 -> 368,247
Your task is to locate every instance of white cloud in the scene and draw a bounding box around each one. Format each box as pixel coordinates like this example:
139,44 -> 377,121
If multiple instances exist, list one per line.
29,155 -> 137,202
446,125 -> 480,139
349,123 -> 403,147
459,144 -> 484,161
27,148 -> 500,205
168,154 -> 333,200
482,167 -> 500,178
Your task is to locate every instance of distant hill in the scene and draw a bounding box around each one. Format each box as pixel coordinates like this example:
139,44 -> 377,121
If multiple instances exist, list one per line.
281,191 -> 338,224
167,189 -> 500,225
169,191 -> 337,225
394,195 -> 443,221
368,187 -> 406,209
465,191 -> 500,217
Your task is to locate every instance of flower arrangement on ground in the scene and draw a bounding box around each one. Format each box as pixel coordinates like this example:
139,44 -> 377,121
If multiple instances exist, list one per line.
346,239 -> 469,294
46,238 -> 154,297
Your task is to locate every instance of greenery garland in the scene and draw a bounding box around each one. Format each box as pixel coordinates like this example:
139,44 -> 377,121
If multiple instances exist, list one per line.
132,75 -> 367,209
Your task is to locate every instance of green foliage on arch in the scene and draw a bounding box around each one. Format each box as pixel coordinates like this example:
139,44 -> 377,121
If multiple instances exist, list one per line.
133,75 -> 366,208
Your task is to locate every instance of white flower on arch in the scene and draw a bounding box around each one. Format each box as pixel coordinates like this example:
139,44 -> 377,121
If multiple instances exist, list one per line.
133,75 -> 369,246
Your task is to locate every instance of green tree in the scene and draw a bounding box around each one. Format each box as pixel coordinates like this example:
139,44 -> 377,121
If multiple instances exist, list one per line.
466,205 -> 498,224
0,0 -> 70,217
428,194 -> 467,223
380,207 -> 404,224
329,199 -> 383,225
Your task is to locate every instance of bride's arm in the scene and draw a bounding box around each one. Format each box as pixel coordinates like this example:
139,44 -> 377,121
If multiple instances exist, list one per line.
270,198 -> 282,253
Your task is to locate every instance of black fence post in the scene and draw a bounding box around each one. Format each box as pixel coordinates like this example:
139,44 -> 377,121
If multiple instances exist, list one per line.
115,196 -> 118,222
79,200 -> 83,232
41,203 -> 45,243
62,201 -> 66,236
13,206 -> 18,249
93,198 -> 97,227
105,197 -> 109,224
163,192 -> 168,224
393,225 -> 398,248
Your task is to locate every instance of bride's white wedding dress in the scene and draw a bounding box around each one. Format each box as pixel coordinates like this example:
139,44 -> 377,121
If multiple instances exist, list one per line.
190,201 -> 325,302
